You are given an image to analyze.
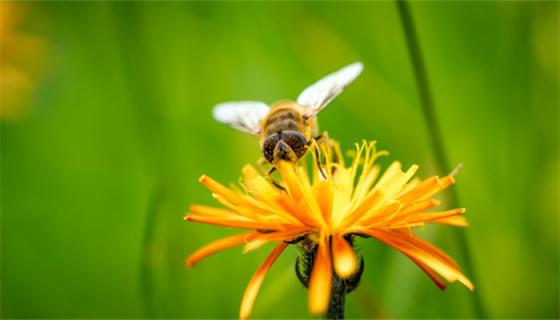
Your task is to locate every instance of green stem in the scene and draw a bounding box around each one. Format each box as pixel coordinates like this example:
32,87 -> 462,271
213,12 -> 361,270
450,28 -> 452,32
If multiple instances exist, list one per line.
396,1 -> 486,318
139,185 -> 165,318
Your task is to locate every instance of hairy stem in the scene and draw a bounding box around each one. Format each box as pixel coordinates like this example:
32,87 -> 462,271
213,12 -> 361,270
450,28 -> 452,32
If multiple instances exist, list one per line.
327,281 -> 346,320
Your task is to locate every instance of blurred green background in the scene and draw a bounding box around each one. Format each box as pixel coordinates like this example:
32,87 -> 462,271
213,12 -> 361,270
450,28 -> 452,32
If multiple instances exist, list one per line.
1,1 -> 558,319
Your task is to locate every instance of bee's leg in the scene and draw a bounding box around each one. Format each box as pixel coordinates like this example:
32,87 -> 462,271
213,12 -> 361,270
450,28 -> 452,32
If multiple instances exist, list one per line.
256,157 -> 269,175
266,166 -> 276,175
309,141 -> 328,179
265,166 -> 286,191
314,131 -> 330,147
271,179 -> 286,191
314,131 -> 339,175
257,158 -> 286,190
315,146 -> 328,179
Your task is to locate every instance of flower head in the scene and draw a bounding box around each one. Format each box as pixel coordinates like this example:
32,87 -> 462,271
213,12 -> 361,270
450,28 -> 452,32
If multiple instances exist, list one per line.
0,1 -> 47,120
185,141 -> 473,319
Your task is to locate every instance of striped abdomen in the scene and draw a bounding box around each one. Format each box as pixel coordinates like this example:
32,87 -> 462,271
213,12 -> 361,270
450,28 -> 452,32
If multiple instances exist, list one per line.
262,105 -> 305,137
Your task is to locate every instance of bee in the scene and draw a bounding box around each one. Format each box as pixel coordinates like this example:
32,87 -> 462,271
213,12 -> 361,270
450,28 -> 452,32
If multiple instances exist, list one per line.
213,62 -> 363,176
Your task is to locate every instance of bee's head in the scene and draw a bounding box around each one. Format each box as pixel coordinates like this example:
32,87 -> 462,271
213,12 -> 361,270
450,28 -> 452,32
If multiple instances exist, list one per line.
262,131 -> 308,164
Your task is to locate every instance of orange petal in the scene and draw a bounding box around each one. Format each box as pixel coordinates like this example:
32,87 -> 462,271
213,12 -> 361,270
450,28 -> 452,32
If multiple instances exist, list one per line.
308,235 -> 332,315
365,229 -> 473,291
390,208 -> 466,227
332,233 -> 357,278
397,176 -> 440,205
243,227 -> 310,253
418,175 -> 456,201
240,241 -> 288,320
381,228 -> 460,269
358,201 -> 403,227
408,208 -> 466,224
276,196 -> 319,228
185,213 -> 269,230
277,162 -> 304,202
341,189 -> 383,229
399,199 -> 441,216
440,175 -> 455,188
190,205 -> 244,218
186,232 -> 257,267
435,215 -> 468,227
199,175 -> 248,207
315,179 -> 333,226
407,253 -> 447,290
401,232 -> 460,268
211,192 -> 275,221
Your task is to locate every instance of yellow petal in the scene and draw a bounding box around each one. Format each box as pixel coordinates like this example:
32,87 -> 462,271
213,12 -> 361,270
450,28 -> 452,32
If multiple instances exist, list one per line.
240,242 -> 287,320
277,162 -> 304,202
241,164 -> 260,180
435,215 -> 469,227
351,164 -> 381,209
397,176 -> 440,205
399,199 -> 441,216
358,201 -> 403,227
375,161 -> 401,187
381,164 -> 418,198
332,233 -> 357,278
211,194 -> 267,220
330,167 -> 355,227
406,251 -> 447,290
199,175 -> 248,207
341,189 -> 384,229
308,235 -> 332,315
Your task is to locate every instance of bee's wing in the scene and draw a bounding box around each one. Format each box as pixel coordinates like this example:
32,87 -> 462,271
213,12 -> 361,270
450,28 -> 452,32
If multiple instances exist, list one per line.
212,101 -> 270,135
297,62 -> 363,119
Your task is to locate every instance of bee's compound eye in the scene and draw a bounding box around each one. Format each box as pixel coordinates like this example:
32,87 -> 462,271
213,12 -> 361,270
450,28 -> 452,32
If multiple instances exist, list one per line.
281,131 -> 308,159
262,134 -> 280,163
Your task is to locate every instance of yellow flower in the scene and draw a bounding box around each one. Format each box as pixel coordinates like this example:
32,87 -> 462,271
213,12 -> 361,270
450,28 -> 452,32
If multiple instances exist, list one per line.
0,1 -> 47,120
185,141 -> 473,319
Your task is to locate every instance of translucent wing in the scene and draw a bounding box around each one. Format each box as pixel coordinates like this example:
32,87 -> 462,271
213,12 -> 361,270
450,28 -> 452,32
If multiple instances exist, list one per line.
297,62 -> 363,119
212,101 -> 270,135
